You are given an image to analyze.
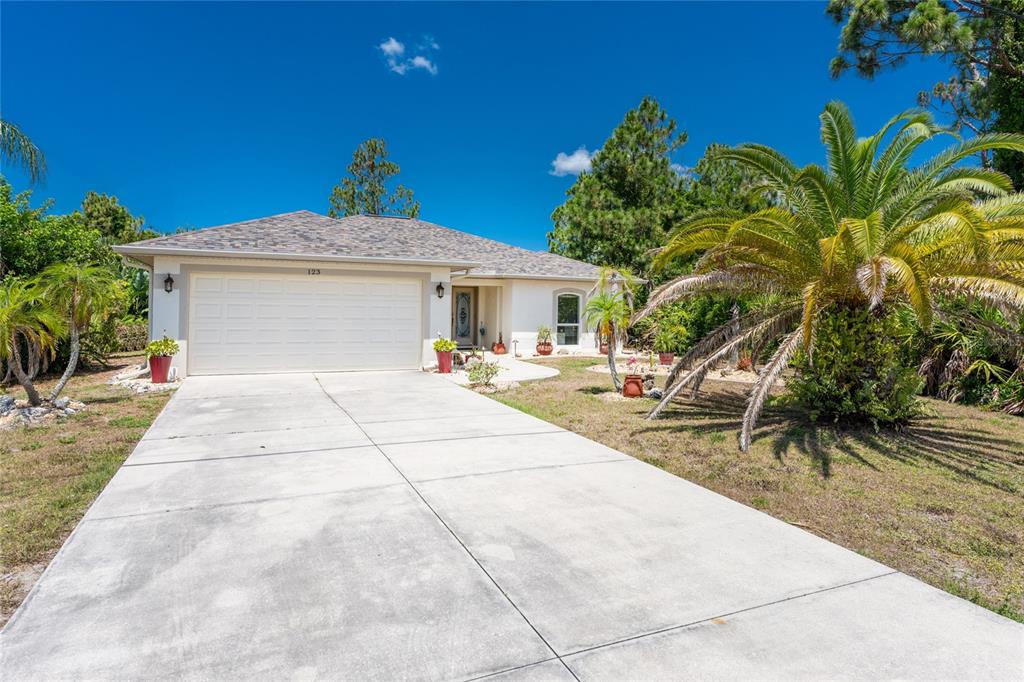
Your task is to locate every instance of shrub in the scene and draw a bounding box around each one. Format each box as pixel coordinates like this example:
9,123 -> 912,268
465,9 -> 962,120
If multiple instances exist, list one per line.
116,319 -> 148,352
536,325 -> 552,343
467,360 -> 502,387
432,337 -> 457,353
144,336 -> 179,358
787,306 -> 924,428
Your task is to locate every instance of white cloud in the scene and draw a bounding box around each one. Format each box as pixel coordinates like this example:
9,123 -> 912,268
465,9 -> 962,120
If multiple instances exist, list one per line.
379,36 -> 405,57
410,55 -> 438,75
550,147 -> 593,177
378,35 -> 439,76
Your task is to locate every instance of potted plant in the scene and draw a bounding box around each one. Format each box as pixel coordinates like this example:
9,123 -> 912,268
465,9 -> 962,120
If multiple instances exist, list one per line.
145,336 -> 179,384
622,356 -> 644,397
535,325 -> 553,355
433,336 -> 457,373
655,327 -> 681,366
491,332 -> 507,355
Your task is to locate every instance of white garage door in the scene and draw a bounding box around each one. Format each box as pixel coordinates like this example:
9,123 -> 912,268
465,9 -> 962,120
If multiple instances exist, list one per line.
188,272 -> 422,375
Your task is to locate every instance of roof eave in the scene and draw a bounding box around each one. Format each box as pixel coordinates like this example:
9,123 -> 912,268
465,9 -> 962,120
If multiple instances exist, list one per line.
461,272 -> 600,282
111,245 -> 482,269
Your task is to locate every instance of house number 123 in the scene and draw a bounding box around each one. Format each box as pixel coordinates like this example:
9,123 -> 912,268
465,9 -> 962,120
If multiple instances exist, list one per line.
307,269 -> 321,275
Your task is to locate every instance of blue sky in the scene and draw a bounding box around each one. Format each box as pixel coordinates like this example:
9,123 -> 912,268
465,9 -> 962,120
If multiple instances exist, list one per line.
2,2 -> 952,250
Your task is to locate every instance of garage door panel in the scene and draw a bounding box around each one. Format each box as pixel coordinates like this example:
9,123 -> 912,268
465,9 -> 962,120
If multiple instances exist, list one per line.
188,272 -> 421,375
193,276 -> 224,293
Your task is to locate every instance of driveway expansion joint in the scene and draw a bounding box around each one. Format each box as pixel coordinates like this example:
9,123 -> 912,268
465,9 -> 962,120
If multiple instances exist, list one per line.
558,569 -> 902,660
83,481 -> 408,522
314,374 -> 582,681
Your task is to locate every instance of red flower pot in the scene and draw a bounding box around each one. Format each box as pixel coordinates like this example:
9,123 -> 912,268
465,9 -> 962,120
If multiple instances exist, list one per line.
436,351 -> 453,374
536,342 -> 553,356
622,375 -> 644,398
492,343 -> 507,355
149,355 -> 172,384
658,352 -> 675,366
599,343 -> 609,355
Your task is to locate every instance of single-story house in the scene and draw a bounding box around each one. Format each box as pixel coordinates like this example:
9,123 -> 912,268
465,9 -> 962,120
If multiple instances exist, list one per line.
113,210 -> 601,376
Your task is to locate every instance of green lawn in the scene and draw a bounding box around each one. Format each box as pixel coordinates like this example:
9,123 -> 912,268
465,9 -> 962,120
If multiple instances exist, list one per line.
0,356 -> 172,627
488,357 -> 1024,622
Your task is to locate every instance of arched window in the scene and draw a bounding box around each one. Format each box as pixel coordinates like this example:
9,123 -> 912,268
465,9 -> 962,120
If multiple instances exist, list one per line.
556,292 -> 581,345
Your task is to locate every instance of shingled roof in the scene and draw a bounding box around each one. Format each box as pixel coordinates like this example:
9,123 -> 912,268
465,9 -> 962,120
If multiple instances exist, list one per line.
114,210 -> 600,280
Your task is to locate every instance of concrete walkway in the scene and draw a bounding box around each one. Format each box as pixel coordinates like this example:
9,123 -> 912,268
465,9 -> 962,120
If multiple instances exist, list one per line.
2,371 -> 1020,680
443,352 -> 560,386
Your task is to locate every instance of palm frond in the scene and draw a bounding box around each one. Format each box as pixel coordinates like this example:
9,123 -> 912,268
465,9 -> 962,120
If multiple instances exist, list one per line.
739,329 -> 802,452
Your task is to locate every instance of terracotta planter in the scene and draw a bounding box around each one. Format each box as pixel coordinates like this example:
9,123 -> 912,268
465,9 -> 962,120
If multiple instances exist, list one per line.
536,341 -> 553,356
492,343 -> 507,355
599,343 -> 609,355
658,352 -> 675,366
622,374 -> 644,398
436,351 -> 453,374
149,355 -> 172,384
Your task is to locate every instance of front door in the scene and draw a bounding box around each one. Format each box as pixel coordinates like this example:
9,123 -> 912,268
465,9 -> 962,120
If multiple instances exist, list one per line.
452,287 -> 476,347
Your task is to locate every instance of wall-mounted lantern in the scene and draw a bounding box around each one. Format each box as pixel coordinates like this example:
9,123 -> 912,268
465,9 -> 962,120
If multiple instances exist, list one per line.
436,282 -> 445,299
164,274 -> 175,293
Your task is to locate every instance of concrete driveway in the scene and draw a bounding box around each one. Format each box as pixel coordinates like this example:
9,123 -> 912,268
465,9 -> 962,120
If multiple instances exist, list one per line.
2,371 -> 1021,680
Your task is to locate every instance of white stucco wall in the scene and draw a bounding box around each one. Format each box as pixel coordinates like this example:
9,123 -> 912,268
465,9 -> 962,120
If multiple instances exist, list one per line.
142,257 -> 595,374
504,279 -> 595,356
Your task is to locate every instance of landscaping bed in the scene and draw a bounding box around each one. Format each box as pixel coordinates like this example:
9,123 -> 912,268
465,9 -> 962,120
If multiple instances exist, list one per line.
490,357 -> 1024,622
0,355 -> 173,627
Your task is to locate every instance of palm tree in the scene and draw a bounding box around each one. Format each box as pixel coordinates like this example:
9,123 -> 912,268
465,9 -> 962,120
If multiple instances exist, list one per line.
585,291 -> 631,391
587,265 -> 640,391
0,279 -> 66,406
41,263 -> 121,401
636,101 -> 1024,451
1,119 -> 46,184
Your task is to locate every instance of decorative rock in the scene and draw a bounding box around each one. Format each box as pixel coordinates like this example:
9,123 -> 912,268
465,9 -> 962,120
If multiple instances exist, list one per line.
0,395 -> 15,415
643,379 -> 655,391
647,388 -> 664,399
54,397 -> 70,409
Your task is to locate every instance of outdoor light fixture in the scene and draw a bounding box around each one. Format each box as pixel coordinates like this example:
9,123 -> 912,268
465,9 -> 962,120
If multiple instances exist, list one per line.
436,282 -> 445,299
164,274 -> 174,293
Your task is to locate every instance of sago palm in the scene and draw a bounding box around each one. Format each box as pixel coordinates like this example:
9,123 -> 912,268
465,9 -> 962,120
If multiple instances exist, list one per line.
0,279 -> 66,406
636,101 -> 1024,451
41,263 -> 122,401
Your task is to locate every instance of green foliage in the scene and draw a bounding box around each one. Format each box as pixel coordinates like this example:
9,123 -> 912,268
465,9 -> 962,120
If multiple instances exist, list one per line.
827,0 -> 1024,182
0,278 -> 67,405
640,101 -> 1024,448
82,191 -> 156,243
467,360 -> 503,387
328,138 -> 420,218
990,5 -> 1024,188
788,307 -> 925,427
0,119 -> 46,184
548,97 -> 686,278
536,325 -> 552,343
0,180 -> 105,278
584,292 -> 630,342
432,337 -> 457,353
144,336 -> 179,358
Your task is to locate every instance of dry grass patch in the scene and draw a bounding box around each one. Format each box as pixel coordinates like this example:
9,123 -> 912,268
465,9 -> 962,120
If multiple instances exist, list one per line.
1,356 -> 172,626
491,357 -> 1024,622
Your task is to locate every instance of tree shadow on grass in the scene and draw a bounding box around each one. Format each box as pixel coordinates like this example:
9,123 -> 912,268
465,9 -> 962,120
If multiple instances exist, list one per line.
577,385 -> 613,395
635,381 -> 1023,489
